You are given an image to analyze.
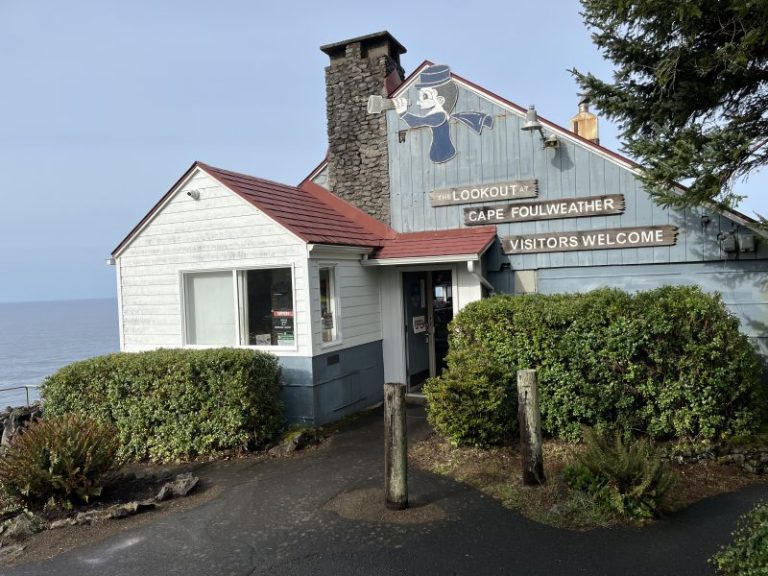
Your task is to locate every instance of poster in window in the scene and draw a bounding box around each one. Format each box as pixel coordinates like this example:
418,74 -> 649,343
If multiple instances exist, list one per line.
272,310 -> 294,345
412,315 -> 426,334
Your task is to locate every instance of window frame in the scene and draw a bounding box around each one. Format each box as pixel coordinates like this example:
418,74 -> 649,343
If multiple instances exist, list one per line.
180,265 -> 298,351
318,263 -> 341,347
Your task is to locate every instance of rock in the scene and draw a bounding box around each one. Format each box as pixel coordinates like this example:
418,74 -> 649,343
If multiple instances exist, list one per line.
48,518 -> 78,530
269,430 -> 319,456
74,511 -> 95,526
0,404 -> 42,447
0,543 -> 25,562
107,500 -> 156,519
155,473 -> 198,502
0,511 -> 43,542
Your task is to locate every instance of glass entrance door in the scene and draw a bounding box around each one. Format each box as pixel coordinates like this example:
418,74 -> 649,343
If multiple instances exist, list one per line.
402,270 -> 453,394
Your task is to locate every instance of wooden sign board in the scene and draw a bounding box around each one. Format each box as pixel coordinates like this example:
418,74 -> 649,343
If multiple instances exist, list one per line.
502,226 -> 678,254
430,180 -> 538,207
465,195 -> 625,225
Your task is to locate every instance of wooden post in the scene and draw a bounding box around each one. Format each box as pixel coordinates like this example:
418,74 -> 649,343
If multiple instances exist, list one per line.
384,382 -> 408,510
517,369 -> 545,485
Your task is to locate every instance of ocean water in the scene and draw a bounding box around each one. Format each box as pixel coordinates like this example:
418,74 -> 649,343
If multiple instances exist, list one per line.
0,299 -> 119,408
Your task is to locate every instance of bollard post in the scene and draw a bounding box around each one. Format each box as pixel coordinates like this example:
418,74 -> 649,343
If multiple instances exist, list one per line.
517,369 -> 545,485
384,382 -> 408,510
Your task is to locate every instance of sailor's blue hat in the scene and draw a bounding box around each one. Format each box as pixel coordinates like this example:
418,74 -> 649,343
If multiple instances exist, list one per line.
415,64 -> 452,89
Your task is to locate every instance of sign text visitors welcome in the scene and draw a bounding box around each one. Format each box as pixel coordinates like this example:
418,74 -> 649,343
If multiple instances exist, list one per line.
502,226 -> 678,254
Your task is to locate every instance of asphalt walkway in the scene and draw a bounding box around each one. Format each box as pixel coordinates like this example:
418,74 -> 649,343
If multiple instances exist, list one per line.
5,406 -> 767,576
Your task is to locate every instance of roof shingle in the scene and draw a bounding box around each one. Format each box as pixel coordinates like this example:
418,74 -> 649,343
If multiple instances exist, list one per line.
199,163 -> 388,247
370,227 -> 497,260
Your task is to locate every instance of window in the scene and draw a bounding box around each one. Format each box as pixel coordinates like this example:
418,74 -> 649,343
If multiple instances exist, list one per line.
240,268 -> 295,346
319,266 -> 338,343
184,272 -> 236,346
184,267 -> 295,347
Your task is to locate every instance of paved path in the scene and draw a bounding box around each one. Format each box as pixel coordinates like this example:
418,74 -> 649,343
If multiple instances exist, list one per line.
6,406 -> 767,576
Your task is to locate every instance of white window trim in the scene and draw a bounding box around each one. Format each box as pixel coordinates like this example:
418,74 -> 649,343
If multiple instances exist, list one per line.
319,263 -> 342,349
179,264 -> 298,352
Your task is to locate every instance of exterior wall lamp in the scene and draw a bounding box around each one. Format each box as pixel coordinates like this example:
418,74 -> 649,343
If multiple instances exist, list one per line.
521,105 -> 559,149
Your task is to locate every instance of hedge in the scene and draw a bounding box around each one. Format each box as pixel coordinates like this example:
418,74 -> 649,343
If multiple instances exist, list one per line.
425,286 -> 765,445
710,501 -> 768,575
42,348 -> 283,462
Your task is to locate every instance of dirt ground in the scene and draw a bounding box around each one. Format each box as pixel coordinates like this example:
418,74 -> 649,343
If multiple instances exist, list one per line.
409,432 -> 766,529
3,425 -> 765,566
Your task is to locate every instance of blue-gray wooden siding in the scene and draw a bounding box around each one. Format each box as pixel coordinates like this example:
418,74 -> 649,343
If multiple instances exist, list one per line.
280,340 -> 384,425
536,261 -> 768,359
386,81 -> 768,269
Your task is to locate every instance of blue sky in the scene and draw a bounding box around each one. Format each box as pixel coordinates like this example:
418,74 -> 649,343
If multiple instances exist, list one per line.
1,1 -> 765,303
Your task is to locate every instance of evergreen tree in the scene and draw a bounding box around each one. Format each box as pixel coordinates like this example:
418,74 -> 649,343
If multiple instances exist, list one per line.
572,0 -> 768,211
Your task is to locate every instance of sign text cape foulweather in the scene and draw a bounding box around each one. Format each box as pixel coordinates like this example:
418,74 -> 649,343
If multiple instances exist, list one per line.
465,195 -> 624,225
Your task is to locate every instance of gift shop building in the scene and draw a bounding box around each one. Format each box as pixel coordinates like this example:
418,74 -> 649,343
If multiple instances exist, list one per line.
112,32 -> 768,425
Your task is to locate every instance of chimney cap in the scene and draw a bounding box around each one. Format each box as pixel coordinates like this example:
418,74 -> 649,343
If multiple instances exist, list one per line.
320,31 -> 407,59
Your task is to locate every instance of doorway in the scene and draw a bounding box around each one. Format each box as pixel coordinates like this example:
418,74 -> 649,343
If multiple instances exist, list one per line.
402,270 -> 453,394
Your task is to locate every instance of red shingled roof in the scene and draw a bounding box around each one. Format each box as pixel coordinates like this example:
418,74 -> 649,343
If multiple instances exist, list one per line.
113,161 -> 497,261
112,162 -> 394,256
199,163 -> 390,247
370,227 -> 497,261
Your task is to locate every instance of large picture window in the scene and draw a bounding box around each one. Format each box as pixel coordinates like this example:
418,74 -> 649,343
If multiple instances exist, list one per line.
184,267 -> 295,348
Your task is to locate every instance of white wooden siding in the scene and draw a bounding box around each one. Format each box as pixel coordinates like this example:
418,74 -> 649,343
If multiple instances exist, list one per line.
308,255 -> 383,356
117,169 -> 311,355
456,263 -> 483,309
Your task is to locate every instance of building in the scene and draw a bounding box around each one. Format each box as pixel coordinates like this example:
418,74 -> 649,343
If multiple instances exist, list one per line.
112,32 -> 768,425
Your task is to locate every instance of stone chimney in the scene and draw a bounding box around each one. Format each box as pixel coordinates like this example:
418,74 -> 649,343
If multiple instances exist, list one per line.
320,32 -> 406,225
571,96 -> 599,144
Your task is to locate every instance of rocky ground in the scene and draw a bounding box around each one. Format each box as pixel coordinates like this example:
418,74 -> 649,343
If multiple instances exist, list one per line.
0,422 -> 327,567
0,468 -> 201,564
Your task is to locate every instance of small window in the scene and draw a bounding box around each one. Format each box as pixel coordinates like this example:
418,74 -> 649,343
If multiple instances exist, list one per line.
319,266 -> 339,343
184,267 -> 294,348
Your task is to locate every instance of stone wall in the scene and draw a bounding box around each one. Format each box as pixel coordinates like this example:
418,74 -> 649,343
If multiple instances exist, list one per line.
323,33 -> 405,225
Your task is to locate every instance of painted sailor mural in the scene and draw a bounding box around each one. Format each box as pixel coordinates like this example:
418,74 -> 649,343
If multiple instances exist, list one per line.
392,65 -> 493,163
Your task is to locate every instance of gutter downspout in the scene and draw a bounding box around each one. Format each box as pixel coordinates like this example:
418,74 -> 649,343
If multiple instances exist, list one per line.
467,260 -> 495,295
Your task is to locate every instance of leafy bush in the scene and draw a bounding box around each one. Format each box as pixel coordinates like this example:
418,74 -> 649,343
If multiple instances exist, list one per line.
423,349 -> 516,447
564,428 -> 676,520
711,501 -> 768,575
42,348 -> 283,462
429,287 -> 763,445
0,414 -> 118,507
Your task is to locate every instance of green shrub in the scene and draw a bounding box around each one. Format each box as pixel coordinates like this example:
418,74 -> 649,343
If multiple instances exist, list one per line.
0,414 -> 118,508
42,348 -> 283,462
564,428 -> 676,520
423,349 -> 516,447
429,286 -> 763,445
711,501 -> 768,575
